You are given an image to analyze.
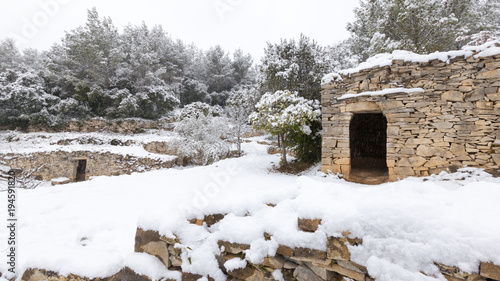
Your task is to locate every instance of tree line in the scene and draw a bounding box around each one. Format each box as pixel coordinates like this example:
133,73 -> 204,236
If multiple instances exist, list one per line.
0,8 -> 256,128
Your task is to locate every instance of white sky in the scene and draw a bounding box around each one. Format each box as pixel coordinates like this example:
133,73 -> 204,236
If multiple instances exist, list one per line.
0,0 -> 358,60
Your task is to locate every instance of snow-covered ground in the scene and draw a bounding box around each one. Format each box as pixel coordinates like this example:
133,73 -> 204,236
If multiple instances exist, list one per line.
1,139 -> 500,281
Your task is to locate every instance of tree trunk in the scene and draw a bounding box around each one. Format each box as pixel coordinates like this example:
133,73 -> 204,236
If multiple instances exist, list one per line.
279,132 -> 287,166
237,125 -> 242,157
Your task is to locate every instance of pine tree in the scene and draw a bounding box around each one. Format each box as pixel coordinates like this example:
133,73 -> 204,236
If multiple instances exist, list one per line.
259,34 -> 328,101
232,49 -> 254,84
204,45 -> 236,105
347,0 -> 500,61
0,38 -> 22,72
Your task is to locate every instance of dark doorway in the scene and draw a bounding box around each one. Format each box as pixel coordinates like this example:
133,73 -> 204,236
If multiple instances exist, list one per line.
75,159 -> 87,182
349,113 -> 388,183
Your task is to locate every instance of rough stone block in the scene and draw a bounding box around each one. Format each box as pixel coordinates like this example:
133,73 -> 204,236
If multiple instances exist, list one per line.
135,228 -> 161,252
227,265 -> 255,279
477,69 -> 500,80
334,158 -> 350,165
305,262 -> 337,281
262,256 -> 286,269
393,167 -> 415,176
492,154 -> 500,165
435,263 -> 482,281
218,240 -> 250,254
417,145 -> 454,158
425,156 -> 450,167
397,156 -> 427,167
322,262 -> 366,281
480,262 -> 500,280
293,265 -> 324,281
406,138 -> 433,146
346,101 -> 381,113
442,91 -> 464,101
276,244 -> 294,256
141,241 -> 170,268
298,218 -> 322,232
327,237 -> 351,260
295,247 -> 327,260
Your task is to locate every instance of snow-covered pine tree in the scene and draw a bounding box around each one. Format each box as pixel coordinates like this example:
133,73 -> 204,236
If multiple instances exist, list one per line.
259,34 -> 329,101
232,49 -> 254,85
0,38 -> 22,72
204,45 -> 236,105
347,0 -> 500,61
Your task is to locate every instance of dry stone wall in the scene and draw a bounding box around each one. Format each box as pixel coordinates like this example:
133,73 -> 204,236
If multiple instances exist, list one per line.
321,48 -> 500,182
132,216 -> 500,281
1,118 -> 174,134
11,216 -> 500,281
0,151 -> 176,182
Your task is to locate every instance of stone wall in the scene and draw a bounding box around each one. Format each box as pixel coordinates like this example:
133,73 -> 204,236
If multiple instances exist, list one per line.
1,118 -> 174,134
0,151 -> 177,183
131,216 -> 500,281
321,48 -> 500,182
10,215 -> 500,281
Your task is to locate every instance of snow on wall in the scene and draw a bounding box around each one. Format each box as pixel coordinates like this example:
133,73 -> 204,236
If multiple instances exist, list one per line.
322,40 -> 500,83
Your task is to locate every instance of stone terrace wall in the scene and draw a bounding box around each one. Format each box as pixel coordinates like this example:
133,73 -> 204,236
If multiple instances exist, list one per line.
1,151 -> 177,182
131,216 -> 500,281
12,216 -> 500,281
321,49 -> 500,181
0,118 -> 174,134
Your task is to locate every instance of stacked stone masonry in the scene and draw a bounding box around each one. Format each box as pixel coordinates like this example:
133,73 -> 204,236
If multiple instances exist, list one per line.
11,216 -> 500,281
321,50 -> 500,182
0,118 -> 174,133
0,151 -> 177,183
132,216 -> 500,281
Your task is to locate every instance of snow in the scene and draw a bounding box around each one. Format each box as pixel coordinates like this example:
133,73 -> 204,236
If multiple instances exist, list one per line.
338,88 -> 425,100
224,258 -> 247,271
322,40 -> 500,83
51,177 -> 70,183
272,270 -> 285,281
0,139 -> 500,281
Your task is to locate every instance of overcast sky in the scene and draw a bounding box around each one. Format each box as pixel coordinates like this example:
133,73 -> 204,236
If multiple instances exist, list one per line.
0,0 -> 359,60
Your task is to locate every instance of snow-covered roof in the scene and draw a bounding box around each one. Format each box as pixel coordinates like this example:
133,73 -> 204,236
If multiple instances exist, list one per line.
322,40 -> 500,84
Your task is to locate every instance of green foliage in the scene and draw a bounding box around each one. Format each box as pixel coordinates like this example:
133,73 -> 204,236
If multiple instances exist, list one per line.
287,119 -> 322,164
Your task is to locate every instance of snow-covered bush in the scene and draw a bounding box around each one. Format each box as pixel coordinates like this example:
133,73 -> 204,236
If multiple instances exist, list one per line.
226,88 -> 261,156
178,101 -> 223,120
172,102 -> 230,165
250,90 -> 321,165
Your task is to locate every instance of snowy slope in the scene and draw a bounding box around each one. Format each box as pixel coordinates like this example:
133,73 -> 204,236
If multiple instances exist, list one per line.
0,140 -> 499,281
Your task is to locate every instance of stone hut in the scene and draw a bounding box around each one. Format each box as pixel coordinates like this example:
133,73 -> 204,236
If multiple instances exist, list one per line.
321,42 -> 500,183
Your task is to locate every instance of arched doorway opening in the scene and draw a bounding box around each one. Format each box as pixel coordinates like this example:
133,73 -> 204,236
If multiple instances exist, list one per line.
349,113 -> 388,183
